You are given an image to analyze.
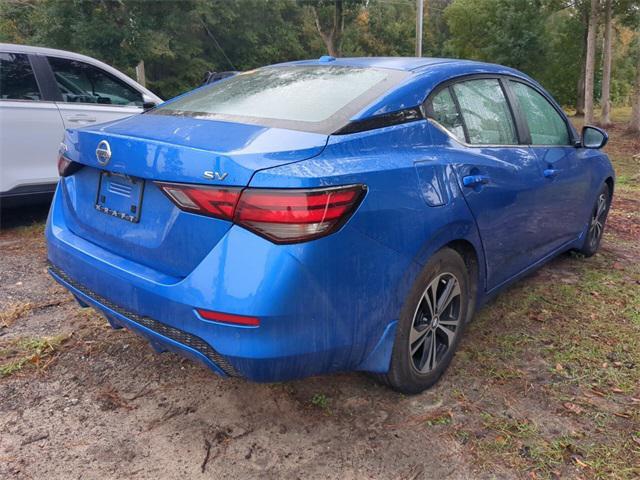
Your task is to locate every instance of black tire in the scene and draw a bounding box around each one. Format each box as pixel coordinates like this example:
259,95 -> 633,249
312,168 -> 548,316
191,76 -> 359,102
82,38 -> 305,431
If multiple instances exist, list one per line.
576,183 -> 611,257
380,248 -> 471,394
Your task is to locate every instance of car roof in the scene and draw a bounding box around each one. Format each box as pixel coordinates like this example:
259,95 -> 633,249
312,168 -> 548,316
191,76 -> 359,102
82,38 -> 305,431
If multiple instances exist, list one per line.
0,43 -> 162,102
278,56 -> 463,72
1,43 -> 110,64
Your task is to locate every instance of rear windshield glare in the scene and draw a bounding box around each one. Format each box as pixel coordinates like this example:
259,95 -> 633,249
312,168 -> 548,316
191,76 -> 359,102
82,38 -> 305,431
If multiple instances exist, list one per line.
150,66 -> 409,134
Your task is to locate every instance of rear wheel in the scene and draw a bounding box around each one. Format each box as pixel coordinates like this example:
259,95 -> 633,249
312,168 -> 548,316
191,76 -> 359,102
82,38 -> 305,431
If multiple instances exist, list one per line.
577,183 -> 611,257
381,248 -> 471,394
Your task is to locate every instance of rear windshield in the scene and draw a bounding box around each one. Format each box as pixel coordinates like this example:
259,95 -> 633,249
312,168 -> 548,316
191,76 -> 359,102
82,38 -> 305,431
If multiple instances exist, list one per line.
151,66 -> 409,134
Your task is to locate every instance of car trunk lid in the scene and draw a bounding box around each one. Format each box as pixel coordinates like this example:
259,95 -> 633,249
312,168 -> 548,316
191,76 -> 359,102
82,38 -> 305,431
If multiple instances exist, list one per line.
60,114 -> 328,278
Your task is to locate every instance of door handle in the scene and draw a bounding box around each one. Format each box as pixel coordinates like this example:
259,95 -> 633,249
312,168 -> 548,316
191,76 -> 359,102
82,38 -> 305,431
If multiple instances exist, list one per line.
67,115 -> 97,123
462,174 -> 490,187
543,168 -> 559,178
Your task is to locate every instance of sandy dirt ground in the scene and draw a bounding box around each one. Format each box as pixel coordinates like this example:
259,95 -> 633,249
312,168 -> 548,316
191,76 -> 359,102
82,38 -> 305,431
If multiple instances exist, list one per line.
1,122 -> 638,479
0,205 -> 478,480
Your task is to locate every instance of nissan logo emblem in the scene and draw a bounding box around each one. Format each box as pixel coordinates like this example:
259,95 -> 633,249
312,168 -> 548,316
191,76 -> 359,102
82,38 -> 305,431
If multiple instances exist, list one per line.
96,140 -> 112,166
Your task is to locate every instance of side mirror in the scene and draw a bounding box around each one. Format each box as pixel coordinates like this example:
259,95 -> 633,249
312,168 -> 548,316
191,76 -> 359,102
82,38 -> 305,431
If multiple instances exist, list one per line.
581,125 -> 608,149
142,101 -> 158,111
142,93 -> 159,111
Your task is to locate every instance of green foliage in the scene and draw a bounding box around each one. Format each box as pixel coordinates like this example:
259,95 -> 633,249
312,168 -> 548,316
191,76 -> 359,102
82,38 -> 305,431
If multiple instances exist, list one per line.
444,0 -> 564,100
535,8 -> 585,106
342,2 -> 415,56
0,0 -> 637,106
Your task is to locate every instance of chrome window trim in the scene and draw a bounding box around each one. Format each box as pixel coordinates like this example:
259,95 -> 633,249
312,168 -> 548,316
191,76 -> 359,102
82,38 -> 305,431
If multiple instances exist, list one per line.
0,98 -> 57,105
428,119 -> 523,149
430,119 -> 578,149
55,102 -> 142,109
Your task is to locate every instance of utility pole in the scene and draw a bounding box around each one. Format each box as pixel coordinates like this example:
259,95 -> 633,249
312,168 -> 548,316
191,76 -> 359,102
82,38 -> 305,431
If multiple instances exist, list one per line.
415,0 -> 424,57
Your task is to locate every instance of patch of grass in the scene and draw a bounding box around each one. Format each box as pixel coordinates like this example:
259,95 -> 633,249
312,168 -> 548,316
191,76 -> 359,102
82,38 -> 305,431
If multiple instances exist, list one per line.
473,415 -> 586,477
425,411 -> 453,426
0,334 -> 70,378
455,178 -> 639,477
0,360 -> 27,377
578,440 -> 640,479
542,261 -> 640,392
481,412 -> 539,439
310,393 -> 329,410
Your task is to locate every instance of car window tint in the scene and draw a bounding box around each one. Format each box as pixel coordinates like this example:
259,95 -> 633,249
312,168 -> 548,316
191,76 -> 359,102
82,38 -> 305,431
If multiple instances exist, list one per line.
0,53 -> 41,101
158,66 -> 387,123
48,57 -> 142,106
452,79 -> 517,145
511,82 -> 569,145
429,88 -> 465,142
151,66 -> 409,134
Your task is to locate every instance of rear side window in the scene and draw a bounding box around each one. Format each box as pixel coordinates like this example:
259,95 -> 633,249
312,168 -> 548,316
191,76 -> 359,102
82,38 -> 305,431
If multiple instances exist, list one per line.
429,88 -> 465,142
48,57 -> 143,106
510,81 -> 569,145
452,79 -> 518,145
0,53 -> 41,101
152,66 -> 409,134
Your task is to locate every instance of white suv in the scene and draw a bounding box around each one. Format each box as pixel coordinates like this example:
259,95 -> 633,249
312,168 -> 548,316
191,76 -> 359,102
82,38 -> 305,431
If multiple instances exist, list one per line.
0,43 -> 162,206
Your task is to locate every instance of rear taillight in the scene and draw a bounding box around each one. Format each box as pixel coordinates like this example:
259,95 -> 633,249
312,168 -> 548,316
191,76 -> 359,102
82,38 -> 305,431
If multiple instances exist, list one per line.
156,182 -> 366,243
155,183 -> 242,220
234,186 -> 365,243
57,143 -> 83,177
57,155 -> 84,177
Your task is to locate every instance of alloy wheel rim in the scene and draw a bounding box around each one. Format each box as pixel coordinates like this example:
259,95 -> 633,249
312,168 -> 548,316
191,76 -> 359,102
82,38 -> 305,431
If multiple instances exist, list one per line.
588,193 -> 607,249
409,272 -> 462,374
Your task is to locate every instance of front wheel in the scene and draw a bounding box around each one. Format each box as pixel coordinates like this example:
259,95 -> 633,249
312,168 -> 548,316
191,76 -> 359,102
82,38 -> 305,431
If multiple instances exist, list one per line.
380,248 -> 471,394
576,183 -> 611,257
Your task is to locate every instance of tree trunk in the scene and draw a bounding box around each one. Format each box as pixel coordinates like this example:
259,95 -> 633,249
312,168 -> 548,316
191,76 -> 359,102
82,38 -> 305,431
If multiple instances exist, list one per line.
576,65 -> 586,116
600,0 -> 613,127
311,1 -> 344,57
576,18 -> 589,116
135,60 -> 146,88
628,44 -> 640,135
584,0 -> 599,125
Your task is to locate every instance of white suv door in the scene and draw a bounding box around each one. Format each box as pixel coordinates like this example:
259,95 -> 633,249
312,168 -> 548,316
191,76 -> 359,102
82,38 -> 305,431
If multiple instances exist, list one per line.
47,56 -> 144,129
0,52 -> 65,199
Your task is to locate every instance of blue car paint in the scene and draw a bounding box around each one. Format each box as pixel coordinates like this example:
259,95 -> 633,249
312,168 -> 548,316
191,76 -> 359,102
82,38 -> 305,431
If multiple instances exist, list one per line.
46,57 -> 615,382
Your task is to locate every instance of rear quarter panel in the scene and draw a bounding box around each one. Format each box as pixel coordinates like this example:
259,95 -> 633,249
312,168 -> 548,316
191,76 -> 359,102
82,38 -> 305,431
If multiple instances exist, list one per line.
249,120 -> 486,366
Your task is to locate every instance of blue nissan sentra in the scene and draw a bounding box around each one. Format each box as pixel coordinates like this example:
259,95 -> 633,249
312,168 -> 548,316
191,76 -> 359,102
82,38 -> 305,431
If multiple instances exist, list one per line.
47,56 -> 613,393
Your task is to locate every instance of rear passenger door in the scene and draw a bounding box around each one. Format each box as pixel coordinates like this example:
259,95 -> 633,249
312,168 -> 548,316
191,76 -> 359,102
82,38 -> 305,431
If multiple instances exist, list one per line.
427,77 -> 549,291
0,52 -> 65,195
508,80 -> 592,248
47,56 -> 143,128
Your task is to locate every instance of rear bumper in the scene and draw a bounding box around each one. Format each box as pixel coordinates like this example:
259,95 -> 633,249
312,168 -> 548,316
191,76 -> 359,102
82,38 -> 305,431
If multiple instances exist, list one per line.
49,264 -> 236,377
46,185 -> 412,381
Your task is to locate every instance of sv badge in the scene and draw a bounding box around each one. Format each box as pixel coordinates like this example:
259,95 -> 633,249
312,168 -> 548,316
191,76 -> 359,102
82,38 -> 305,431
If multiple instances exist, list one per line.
203,171 -> 229,181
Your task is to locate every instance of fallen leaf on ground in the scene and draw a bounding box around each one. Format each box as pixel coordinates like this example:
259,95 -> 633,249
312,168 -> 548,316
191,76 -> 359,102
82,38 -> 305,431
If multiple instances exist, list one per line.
613,412 -> 631,419
563,402 -> 584,415
572,456 -> 589,468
